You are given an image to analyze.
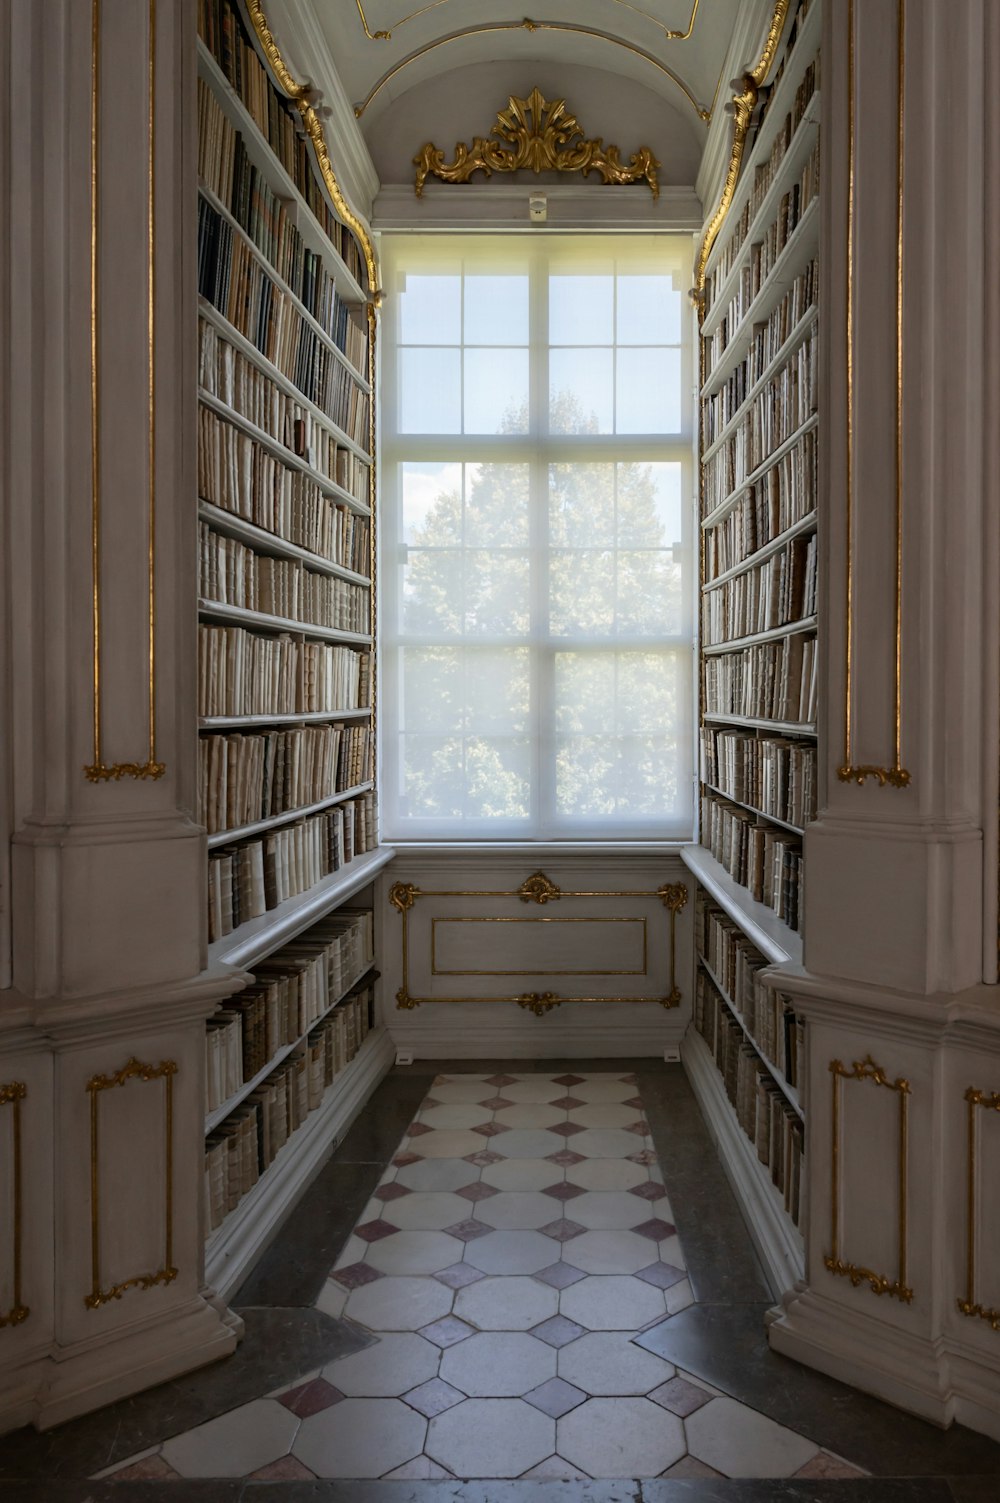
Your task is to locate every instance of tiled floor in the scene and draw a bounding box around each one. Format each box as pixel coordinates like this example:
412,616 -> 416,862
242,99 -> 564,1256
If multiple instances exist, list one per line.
96,1073 -> 866,1483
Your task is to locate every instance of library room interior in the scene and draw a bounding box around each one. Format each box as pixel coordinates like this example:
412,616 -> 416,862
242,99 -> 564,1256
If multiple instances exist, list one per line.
2,0 -> 999,1496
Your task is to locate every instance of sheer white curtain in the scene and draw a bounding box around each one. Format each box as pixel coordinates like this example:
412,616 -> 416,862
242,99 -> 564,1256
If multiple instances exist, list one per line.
379,233 -> 695,841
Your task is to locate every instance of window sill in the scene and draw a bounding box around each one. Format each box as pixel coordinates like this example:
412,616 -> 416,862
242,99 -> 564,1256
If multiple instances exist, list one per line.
381,839 -> 694,857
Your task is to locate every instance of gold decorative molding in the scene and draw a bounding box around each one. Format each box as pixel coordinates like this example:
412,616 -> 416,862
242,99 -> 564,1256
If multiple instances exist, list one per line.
390,872 -> 685,1010
413,87 -> 660,199
244,0 -> 381,301
957,1086 -> 1000,1332
0,1082 -> 29,1329
824,1055 -> 913,1304
85,0 -> 165,784
691,0 -> 790,308
356,0 -> 702,43
838,0 -> 910,789
86,1057 -> 177,1310
357,24 -> 711,124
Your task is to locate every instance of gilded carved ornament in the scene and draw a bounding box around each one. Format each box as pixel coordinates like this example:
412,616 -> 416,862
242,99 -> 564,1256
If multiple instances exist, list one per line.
414,88 -> 660,199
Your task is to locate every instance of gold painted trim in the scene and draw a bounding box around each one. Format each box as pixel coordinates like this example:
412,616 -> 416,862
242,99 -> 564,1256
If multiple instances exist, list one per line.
85,1 -> 165,783
356,23 -> 711,124
957,1086 -> 1000,1332
356,0 -> 702,43
243,0 -> 381,301
824,1055 -> 913,1304
86,1057 -> 177,1310
0,1082 -> 29,1328
837,0 -> 910,788
691,0 -> 791,308
389,873 -> 685,1011
430,915 -> 648,977
414,86 -> 659,199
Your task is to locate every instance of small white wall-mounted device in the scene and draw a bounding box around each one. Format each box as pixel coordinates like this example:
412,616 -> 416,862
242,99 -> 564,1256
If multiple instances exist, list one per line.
529,193 -> 547,224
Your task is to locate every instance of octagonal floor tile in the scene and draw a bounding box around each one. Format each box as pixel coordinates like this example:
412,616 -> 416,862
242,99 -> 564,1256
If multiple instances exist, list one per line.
293,1397 -> 426,1478
564,1157 -> 649,1192
685,1396 -> 820,1478
379,1192 -> 473,1231
492,1128 -> 566,1159
557,1397 -> 685,1478
568,1103 -> 644,1130
568,1080 -> 638,1103
394,1157 -> 480,1193
345,1275 -> 453,1331
565,1229 -> 664,1275
441,1330 -> 556,1396
481,1157 -> 562,1192
429,1079 -> 496,1103
571,1128 -> 651,1159
499,1079 -> 567,1104
557,1330 -> 676,1396
408,1129 -> 487,1159
475,1191 -> 563,1230
560,1275 -> 667,1331
418,1102 -> 494,1130
160,1399 -> 298,1479
365,1229 -> 465,1275
493,1103 -> 566,1131
453,1274 -> 558,1330
464,1229 -> 559,1274
427,1398 -> 554,1477
323,1333 -> 439,1396
568,1191 -> 657,1230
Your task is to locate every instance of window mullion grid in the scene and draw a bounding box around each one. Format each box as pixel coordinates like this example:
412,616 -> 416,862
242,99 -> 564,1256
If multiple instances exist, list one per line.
528,244 -> 552,837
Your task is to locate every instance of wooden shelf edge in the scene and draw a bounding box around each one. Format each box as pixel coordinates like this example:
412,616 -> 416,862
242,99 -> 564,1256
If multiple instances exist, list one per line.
681,1028 -> 804,1300
204,1027 -> 395,1301
681,845 -> 802,966
696,954 -> 802,1116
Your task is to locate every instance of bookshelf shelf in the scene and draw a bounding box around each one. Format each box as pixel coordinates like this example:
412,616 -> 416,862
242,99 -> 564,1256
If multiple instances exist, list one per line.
701,713 -> 815,737
699,781 -> 805,839
682,844 -> 802,966
701,304 -> 818,460
701,413 -> 819,531
703,615 -> 817,656
702,511 -> 817,592
197,0 -> 385,1301
697,954 -> 802,1116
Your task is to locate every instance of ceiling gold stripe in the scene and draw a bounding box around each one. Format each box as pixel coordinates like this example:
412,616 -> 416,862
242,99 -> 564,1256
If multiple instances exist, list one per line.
355,0 -> 702,43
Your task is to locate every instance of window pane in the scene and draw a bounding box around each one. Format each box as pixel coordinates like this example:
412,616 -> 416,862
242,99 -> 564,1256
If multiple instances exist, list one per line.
617,275 -> 681,345
549,462 -> 614,547
465,463 -> 530,547
402,648 -> 465,733
402,549 -> 463,636
463,737 -> 532,820
617,462 -> 683,547
616,347 -> 681,433
465,275 -> 529,345
400,348 -> 461,432
550,550 -> 615,636
550,273 -> 614,345
401,462 -> 463,545
466,649 -> 531,733
402,736 -> 465,817
616,551 -> 680,634
550,348 -> 613,433
464,348 -> 529,434
464,551 -> 530,636
399,274 -> 461,344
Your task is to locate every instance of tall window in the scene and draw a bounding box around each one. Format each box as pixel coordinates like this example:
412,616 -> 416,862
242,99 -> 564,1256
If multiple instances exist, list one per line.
380,234 -> 694,840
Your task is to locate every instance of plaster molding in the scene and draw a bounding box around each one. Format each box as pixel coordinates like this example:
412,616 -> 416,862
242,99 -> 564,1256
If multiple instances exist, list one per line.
694,0 -> 776,212
373,181 -> 702,231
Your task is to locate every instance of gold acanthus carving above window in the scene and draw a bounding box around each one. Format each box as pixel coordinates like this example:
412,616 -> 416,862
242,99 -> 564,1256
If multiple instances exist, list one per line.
413,87 -> 660,199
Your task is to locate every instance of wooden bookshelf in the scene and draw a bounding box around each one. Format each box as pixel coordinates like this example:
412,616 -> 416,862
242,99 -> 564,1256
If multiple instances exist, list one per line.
196,0 -> 386,1290
683,0 -> 819,1296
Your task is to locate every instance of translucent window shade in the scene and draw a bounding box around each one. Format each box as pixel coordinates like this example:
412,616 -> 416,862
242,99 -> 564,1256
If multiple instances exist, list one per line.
381,233 -> 695,840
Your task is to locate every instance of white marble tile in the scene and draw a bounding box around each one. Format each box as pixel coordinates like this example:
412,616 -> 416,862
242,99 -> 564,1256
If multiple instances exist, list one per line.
568,1080 -> 637,1103
314,1279 -> 348,1319
323,1333 -> 439,1396
674,1367 -> 726,1399
395,1157 -> 480,1193
440,1330 -> 556,1397
685,1396 -> 819,1478
481,1157 -> 562,1192
161,1399 -> 299,1479
493,1103 -> 565,1130
558,1330 -> 675,1396
564,1158 -> 649,1192
453,1274 -> 558,1331
569,1191 -> 654,1230
293,1397 -> 426,1478
520,1455 -> 594,1480
660,1234 -> 687,1269
332,1234 -> 368,1270
382,1455 -> 454,1479
557,1397 -> 685,1478
665,1277 -> 694,1315
560,1275 -> 667,1331
464,1229 -> 559,1274
475,1191 -> 563,1230
571,1128 -> 651,1159
409,1128 -> 488,1159
565,1229 -> 664,1275
365,1229 -> 465,1275
429,1080 -> 497,1104
499,1079 -> 567,1104
568,1103 -> 643,1130
418,1103 -> 493,1130
492,1128 -> 565,1159
379,1192 -> 473,1231
345,1275 -> 453,1331
426,1398 -> 554,1478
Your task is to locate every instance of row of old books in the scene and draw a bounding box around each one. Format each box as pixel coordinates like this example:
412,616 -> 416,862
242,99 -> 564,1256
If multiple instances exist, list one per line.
700,726 -> 817,830
205,976 -> 376,1232
198,83 -> 368,374
200,724 -> 373,836
703,430 -> 816,559
703,631 -> 817,725
696,896 -> 805,1089
702,532 -> 817,645
196,0 -> 367,288
205,907 -> 373,1113
198,199 -> 370,448
198,625 -> 372,718
710,143 -> 820,344
200,321 -> 371,512
700,790 -> 803,931
694,969 -> 805,1227
199,523 -> 369,635
702,259 -> 818,438
207,791 -> 377,942
754,0 -> 817,136
705,55 -> 819,308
